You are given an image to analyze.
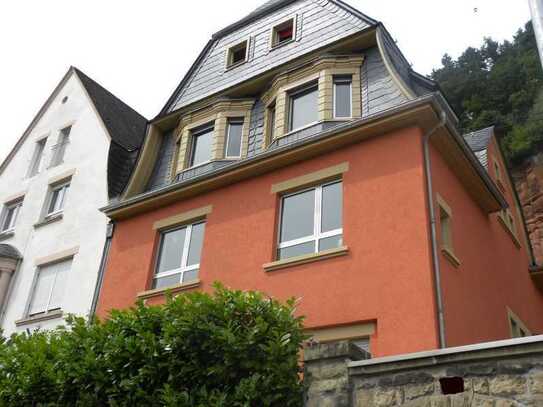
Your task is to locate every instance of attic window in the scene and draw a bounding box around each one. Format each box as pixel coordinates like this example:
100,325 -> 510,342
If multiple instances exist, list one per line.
227,40 -> 248,69
272,18 -> 295,48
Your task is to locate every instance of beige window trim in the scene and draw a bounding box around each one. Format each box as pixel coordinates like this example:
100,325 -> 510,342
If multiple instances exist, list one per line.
269,15 -> 298,49
263,246 -> 349,272
137,279 -> 201,301
498,210 -> 521,249
48,168 -> 76,186
437,194 -> 460,268
271,162 -> 349,194
153,205 -> 213,230
261,56 -> 363,146
507,307 -> 532,338
176,100 -> 254,173
15,309 -> 63,327
34,246 -> 79,267
225,38 -> 250,70
3,191 -> 26,204
306,321 -> 376,343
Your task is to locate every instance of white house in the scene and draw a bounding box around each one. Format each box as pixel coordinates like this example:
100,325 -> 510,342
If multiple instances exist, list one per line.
0,67 -> 146,335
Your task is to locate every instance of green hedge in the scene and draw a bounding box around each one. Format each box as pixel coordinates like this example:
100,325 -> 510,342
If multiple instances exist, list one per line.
0,284 -> 305,406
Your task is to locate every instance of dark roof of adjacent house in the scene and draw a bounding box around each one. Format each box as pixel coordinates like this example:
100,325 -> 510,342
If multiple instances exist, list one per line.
0,244 -> 21,260
74,68 -> 147,151
463,126 -> 494,169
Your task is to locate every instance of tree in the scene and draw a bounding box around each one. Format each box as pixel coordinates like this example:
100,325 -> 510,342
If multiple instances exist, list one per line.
0,284 -> 305,406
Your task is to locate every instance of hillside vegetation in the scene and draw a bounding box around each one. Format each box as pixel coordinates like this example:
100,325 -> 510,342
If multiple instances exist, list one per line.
431,23 -> 543,163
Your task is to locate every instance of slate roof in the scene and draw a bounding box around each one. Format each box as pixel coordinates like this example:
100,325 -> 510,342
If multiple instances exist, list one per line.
0,244 -> 21,260
73,68 -> 148,198
463,126 -> 494,169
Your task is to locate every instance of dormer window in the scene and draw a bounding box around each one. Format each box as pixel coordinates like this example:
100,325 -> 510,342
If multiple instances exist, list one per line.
227,40 -> 248,69
189,123 -> 214,167
272,18 -> 295,48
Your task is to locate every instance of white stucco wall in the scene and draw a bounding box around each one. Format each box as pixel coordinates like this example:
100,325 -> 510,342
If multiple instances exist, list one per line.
0,72 -> 110,335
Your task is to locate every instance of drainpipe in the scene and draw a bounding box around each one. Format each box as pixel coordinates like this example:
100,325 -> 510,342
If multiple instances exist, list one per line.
423,110 -> 448,349
89,222 -> 114,320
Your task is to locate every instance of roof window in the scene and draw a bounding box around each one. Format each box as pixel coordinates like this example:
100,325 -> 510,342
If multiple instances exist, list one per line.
272,18 -> 295,48
227,40 -> 248,69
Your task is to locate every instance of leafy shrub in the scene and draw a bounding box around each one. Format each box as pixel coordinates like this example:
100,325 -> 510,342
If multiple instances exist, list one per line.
0,284 -> 305,406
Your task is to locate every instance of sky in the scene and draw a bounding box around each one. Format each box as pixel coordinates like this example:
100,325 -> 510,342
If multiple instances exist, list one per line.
0,0 -> 532,164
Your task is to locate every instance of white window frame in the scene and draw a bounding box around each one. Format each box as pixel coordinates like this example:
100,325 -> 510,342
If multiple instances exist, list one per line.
270,16 -> 297,49
154,221 -> 205,285
333,76 -> 353,119
224,118 -> 244,159
27,258 -> 71,317
277,180 -> 343,256
288,81 -> 319,132
226,39 -> 249,69
45,181 -> 70,218
188,123 -> 214,169
27,137 -> 47,178
1,200 -> 23,233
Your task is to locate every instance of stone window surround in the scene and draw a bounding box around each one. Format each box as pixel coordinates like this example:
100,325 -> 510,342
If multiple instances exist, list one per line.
37,170 -> 75,224
436,194 -> 460,268
498,208 -> 521,249
175,100 -> 254,175
306,321 -> 376,343
261,55 -> 363,147
507,307 -> 532,338
0,193 -> 25,234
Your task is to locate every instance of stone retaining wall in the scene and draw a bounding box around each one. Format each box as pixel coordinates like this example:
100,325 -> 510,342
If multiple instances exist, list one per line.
304,336 -> 543,406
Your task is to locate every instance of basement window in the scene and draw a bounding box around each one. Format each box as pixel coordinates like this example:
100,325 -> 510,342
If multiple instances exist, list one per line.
226,40 -> 248,69
271,18 -> 295,48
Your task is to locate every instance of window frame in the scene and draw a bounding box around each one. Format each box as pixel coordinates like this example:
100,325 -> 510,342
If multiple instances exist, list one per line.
27,258 -> 72,317
270,17 -> 296,49
0,199 -> 23,233
226,39 -> 249,69
45,181 -> 70,219
437,195 -> 460,267
224,118 -> 244,159
188,123 -> 214,168
288,81 -> 319,133
27,137 -> 47,178
333,75 -> 353,119
49,125 -> 72,168
153,220 -> 206,288
277,180 -> 343,260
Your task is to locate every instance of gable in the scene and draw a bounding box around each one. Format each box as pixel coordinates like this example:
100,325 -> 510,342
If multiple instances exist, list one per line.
165,0 -> 375,113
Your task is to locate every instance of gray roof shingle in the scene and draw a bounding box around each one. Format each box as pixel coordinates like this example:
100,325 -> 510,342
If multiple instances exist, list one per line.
463,126 -> 494,169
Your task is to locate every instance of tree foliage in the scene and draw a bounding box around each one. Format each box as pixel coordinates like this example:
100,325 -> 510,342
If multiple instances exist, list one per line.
431,22 -> 543,162
0,284 -> 305,406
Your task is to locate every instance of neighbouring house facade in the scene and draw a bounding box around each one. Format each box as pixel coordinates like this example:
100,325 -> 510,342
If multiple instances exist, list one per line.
0,67 -> 146,335
95,0 -> 543,358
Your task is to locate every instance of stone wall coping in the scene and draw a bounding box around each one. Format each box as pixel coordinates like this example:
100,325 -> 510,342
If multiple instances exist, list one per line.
349,335 -> 543,375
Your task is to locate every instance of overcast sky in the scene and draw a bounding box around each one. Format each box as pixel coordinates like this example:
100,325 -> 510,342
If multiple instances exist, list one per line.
0,0 -> 532,163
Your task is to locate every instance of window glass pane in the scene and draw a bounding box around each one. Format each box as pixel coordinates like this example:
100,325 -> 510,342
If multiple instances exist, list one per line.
187,222 -> 206,266
278,241 -> 315,260
2,207 -> 14,231
157,227 -> 186,274
48,260 -> 71,310
269,106 -> 276,140
321,182 -> 342,232
29,138 -> 46,177
290,86 -> 318,131
154,273 -> 182,289
190,127 -> 213,167
182,269 -> 199,283
280,189 -> 315,242
226,121 -> 243,157
29,267 -> 56,315
48,190 -> 61,214
319,235 -> 343,251
334,80 -> 351,118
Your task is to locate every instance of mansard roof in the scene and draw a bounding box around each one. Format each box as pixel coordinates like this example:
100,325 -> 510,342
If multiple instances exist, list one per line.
463,126 -> 495,169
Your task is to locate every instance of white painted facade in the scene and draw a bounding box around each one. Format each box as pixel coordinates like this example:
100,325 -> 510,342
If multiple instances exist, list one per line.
0,71 -> 110,335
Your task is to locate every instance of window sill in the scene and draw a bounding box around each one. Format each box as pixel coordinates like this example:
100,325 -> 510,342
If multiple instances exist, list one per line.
15,309 -> 63,327
441,247 -> 461,268
270,38 -> 295,51
225,60 -> 248,72
34,213 -> 63,229
0,230 -> 14,242
497,215 -> 521,249
263,246 -> 349,272
137,279 -> 201,300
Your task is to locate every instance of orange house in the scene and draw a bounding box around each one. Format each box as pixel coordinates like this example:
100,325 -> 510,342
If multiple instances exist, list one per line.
96,0 -> 543,357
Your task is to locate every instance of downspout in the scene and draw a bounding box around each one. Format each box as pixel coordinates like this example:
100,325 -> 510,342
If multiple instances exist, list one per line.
423,110 -> 448,349
89,222 -> 114,320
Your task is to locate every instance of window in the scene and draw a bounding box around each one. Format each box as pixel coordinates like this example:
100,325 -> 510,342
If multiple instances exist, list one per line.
154,221 -> 206,289
49,126 -> 71,167
267,103 -> 276,142
27,138 -> 47,177
289,82 -> 319,132
225,119 -> 243,158
509,309 -> 531,338
333,76 -> 352,118
439,207 -> 453,251
272,18 -> 294,47
278,181 -> 342,260
189,124 -> 214,167
46,182 -> 70,218
227,40 -> 248,68
1,199 -> 23,233
28,259 -> 71,316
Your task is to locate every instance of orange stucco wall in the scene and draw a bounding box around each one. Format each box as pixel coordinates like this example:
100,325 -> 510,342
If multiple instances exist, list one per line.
97,126 -> 440,357
431,137 -> 543,347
